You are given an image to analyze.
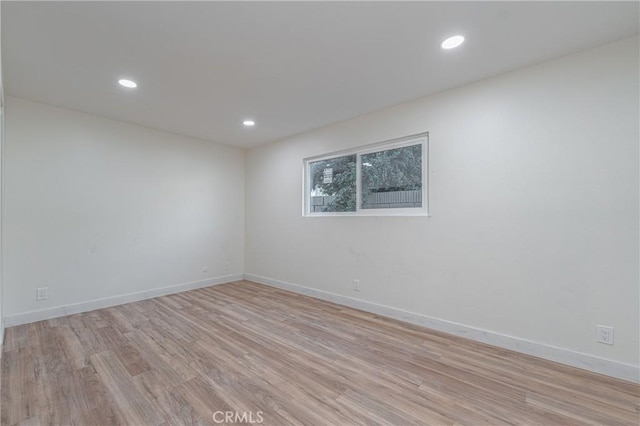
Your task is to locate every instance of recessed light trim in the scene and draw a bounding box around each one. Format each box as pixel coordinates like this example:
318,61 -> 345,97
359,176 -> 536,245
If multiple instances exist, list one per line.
441,35 -> 465,50
118,79 -> 138,88
243,120 -> 255,127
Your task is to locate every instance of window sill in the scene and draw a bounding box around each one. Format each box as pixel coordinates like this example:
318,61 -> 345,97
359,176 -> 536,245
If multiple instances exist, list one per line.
302,212 -> 431,218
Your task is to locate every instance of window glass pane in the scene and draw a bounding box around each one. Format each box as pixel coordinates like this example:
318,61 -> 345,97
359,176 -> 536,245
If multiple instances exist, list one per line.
361,144 -> 422,209
309,154 -> 356,212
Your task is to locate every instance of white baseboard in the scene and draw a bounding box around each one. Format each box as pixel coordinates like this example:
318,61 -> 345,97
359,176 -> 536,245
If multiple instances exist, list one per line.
3,274 -> 243,327
244,273 -> 639,384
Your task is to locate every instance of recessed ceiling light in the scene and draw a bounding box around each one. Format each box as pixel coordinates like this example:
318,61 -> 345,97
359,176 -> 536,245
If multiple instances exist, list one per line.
118,79 -> 137,88
243,120 -> 255,127
441,35 -> 465,50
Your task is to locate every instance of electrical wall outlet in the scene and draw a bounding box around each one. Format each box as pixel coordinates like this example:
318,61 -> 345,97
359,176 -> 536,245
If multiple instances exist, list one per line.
224,261 -> 230,272
353,279 -> 360,292
36,287 -> 48,301
202,266 -> 209,273
596,325 -> 614,345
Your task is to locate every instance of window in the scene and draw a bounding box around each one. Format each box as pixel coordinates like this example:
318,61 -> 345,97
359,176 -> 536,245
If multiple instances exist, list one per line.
304,133 -> 428,216
308,154 -> 356,213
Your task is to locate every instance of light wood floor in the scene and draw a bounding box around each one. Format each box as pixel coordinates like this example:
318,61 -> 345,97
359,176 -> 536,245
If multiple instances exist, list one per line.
1,281 -> 638,425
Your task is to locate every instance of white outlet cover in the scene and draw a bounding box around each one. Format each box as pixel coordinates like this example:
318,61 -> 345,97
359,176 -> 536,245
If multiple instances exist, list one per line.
36,287 -> 48,300
596,325 -> 614,345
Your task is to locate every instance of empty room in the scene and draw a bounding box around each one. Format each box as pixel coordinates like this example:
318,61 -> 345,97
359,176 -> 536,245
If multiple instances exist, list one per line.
0,1 -> 638,425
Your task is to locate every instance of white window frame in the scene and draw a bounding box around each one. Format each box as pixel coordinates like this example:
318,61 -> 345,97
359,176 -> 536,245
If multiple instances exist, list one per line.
303,132 -> 429,217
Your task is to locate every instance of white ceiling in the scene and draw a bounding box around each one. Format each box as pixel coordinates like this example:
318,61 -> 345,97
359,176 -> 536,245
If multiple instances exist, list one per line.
3,1 -> 638,148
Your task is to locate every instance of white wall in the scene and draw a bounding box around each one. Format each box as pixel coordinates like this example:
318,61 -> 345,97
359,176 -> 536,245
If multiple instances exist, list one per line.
0,1 -> 5,345
245,37 -> 639,374
3,97 -> 244,320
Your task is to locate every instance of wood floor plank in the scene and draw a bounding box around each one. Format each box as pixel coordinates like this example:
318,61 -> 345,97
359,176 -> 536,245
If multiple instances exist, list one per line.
90,351 -> 164,426
1,349 -> 36,425
123,329 -> 196,387
2,280 -> 639,425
